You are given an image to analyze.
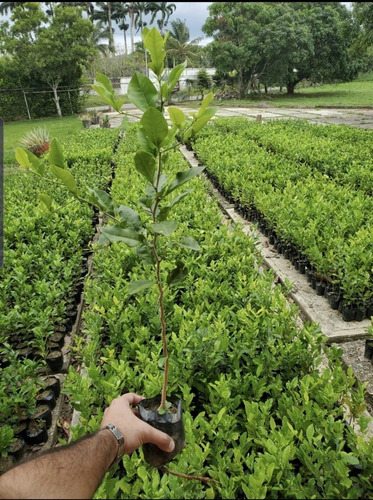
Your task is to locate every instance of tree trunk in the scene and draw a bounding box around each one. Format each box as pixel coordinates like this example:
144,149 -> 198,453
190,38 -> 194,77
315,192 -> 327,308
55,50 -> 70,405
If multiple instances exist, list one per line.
238,69 -> 248,99
130,10 -> 134,53
107,2 -> 114,54
52,84 -> 62,118
286,80 -> 298,95
264,84 -> 268,94
124,30 -> 128,56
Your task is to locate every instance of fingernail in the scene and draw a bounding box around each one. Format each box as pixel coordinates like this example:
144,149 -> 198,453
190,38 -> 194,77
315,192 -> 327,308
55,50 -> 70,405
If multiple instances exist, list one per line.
167,439 -> 175,452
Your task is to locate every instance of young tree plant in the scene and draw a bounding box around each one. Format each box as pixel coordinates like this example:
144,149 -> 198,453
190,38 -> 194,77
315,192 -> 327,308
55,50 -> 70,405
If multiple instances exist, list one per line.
15,27 -> 217,418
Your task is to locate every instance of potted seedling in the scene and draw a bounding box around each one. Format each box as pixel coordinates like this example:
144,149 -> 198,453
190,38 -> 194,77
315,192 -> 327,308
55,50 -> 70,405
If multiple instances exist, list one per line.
80,114 -> 92,128
15,27 -> 217,471
100,115 -> 111,128
90,108 -> 100,125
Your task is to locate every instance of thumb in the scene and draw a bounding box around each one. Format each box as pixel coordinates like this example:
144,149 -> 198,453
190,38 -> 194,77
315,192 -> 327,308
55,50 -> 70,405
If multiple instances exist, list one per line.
144,426 -> 175,453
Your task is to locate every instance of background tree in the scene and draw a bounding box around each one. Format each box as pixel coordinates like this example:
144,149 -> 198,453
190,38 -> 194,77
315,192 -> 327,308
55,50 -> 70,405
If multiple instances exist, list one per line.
92,2 -> 115,54
196,67 -> 212,99
0,1 -> 24,15
0,2 -> 96,118
353,2 -> 373,48
147,1 -> 176,35
112,1 -> 130,55
203,2 -> 359,97
166,18 -> 202,68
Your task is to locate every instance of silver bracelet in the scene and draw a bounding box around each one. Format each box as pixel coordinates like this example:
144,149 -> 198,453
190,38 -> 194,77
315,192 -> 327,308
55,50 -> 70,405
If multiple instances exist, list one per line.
101,423 -> 125,469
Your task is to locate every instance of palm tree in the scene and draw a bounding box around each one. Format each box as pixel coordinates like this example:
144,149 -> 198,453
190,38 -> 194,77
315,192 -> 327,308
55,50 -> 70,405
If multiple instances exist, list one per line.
166,18 -> 202,68
147,2 -> 176,35
112,2 -> 130,55
0,1 -> 24,15
93,2 -> 115,54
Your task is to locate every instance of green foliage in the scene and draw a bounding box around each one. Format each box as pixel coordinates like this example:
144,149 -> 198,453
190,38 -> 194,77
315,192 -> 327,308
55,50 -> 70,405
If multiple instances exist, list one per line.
0,3 -> 95,118
1,128 -> 120,458
16,27 -> 216,411
64,122 -> 373,498
192,117 -> 373,309
203,2 -> 361,96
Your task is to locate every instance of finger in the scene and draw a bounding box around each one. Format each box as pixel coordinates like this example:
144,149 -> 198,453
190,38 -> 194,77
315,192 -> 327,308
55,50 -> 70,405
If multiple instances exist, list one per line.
122,393 -> 145,406
143,426 -> 175,453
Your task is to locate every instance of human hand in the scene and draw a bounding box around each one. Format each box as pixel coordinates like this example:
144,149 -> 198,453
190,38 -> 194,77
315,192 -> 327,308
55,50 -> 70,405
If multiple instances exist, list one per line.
100,393 -> 175,455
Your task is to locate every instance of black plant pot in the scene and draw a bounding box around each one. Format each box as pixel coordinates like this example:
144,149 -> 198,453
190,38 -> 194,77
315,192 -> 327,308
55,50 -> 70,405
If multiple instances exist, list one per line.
341,305 -> 356,322
138,395 -> 186,468
328,293 -> 341,310
25,420 -> 48,445
355,307 -> 366,322
315,282 -> 326,296
36,389 -> 56,410
14,420 -> 29,439
46,350 -> 64,373
10,436 -> 26,461
364,339 -> 373,361
44,376 -> 61,399
49,332 -> 65,348
33,403 -> 52,429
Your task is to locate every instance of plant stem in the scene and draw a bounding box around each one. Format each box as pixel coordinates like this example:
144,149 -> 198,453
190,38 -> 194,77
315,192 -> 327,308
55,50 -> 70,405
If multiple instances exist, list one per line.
151,151 -> 169,411
161,466 -> 218,484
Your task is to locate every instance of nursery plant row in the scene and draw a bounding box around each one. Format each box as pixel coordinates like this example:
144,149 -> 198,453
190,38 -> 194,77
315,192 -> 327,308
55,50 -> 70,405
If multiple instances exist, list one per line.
207,118 -> 373,195
0,128 -> 120,464
64,123 -> 373,499
190,118 -> 373,321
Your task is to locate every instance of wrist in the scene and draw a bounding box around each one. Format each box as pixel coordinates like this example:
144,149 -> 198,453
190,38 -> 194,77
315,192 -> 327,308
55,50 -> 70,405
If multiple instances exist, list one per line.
100,423 -> 125,469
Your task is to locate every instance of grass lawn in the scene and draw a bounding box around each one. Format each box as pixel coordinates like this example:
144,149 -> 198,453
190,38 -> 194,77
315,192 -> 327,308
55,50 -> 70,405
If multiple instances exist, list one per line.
183,71 -> 373,109
4,116 -> 83,166
85,93 -> 130,108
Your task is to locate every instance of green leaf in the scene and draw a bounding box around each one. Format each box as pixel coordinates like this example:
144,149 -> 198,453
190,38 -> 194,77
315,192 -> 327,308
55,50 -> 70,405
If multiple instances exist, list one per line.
128,72 -> 158,112
192,108 -> 217,134
115,205 -> 142,229
168,107 -> 186,128
168,189 -> 192,208
38,193 -> 53,212
128,279 -> 155,295
87,187 -> 115,215
137,127 -> 157,155
167,167 -> 205,195
135,244 -> 155,265
167,263 -> 188,286
140,108 -> 169,147
160,124 -> 178,148
168,62 -> 187,94
101,226 -> 143,246
134,150 -> 156,183
341,455 -> 360,465
178,236 -> 200,251
50,164 -> 79,195
15,148 -> 45,175
151,220 -> 178,236
196,92 -> 214,118
95,72 -> 113,89
144,27 -> 165,77
49,138 -> 65,168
